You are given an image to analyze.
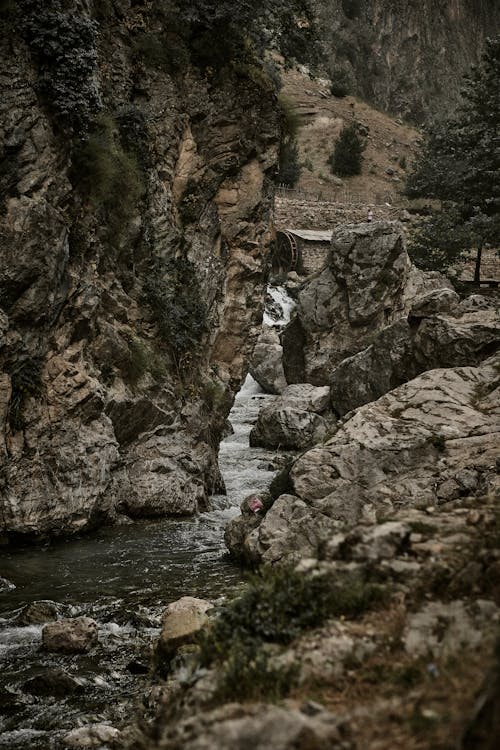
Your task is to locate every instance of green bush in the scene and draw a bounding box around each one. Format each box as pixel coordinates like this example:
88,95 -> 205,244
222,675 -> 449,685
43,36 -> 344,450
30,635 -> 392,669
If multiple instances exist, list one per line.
133,31 -> 190,75
124,338 -> 168,387
20,0 -> 100,132
342,0 -> 363,19
70,117 -> 145,242
330,67 -> 351,98
143,255 -> 207,362
276,138 -> 301,186
328,123 -> 365,177
199,566 -> 387,700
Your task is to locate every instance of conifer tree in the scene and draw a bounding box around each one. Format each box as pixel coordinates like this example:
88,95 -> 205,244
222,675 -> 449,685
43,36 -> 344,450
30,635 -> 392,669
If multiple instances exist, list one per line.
406,35 -> 500,281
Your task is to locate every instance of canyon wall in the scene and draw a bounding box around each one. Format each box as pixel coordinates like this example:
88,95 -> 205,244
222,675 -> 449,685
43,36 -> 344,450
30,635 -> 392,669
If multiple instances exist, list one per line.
0,0 -> 280,541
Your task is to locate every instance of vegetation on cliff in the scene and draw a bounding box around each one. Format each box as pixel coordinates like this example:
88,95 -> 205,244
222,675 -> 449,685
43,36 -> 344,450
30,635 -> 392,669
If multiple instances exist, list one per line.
407,35 -> 500,279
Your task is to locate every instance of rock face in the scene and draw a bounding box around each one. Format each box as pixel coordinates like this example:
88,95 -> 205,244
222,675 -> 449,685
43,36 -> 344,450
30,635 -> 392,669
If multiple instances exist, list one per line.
249,384 -> 335,450
42,617 -> 98,654
227,353 -> 500,564
312,0 -> 500,123
282,221 -> 451,386
330,306 -> 500,416
0,4 -> 279,541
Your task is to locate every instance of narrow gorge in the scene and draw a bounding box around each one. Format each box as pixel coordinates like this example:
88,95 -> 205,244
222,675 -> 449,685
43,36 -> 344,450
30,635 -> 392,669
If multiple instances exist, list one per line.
1,2 -> 499,749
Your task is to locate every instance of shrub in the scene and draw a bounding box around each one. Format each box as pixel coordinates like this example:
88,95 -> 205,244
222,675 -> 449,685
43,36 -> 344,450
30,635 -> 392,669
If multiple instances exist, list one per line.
199,566 -> 387,701
276,138 -> 301,187
330,67 -> 351,98
133,31 -> 190,75
20,0 -> 101,132
328,123 -> 365,176
342,0 -> 363,19
123,337 -> 168,387
70,117 -> 145,242
143,255 -> 207,362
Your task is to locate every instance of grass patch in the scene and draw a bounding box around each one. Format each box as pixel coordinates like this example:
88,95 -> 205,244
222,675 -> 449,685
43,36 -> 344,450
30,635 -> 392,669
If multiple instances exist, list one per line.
198,566 -> 388,702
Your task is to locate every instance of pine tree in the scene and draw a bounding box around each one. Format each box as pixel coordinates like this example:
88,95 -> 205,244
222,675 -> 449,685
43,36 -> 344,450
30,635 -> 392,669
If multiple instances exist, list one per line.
329,124 -> 365,177
406,35 -> 500,281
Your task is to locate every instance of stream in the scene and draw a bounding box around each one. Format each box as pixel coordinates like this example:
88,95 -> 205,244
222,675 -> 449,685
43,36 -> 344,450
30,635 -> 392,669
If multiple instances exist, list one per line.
0,376 -> 280,749
0,285 -> 294,748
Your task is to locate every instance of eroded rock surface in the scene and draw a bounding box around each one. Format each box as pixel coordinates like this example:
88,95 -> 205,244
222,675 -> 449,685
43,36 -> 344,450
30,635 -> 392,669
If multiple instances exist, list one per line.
0,5 -> 279,540
228,353 -> 499,564
282,220 -> 453,385
249,384 -> 335,450
42,617 -> 98,654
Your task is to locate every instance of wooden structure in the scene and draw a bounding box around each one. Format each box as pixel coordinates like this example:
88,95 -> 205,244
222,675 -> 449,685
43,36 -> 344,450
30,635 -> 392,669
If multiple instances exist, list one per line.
274,229 -> 333,275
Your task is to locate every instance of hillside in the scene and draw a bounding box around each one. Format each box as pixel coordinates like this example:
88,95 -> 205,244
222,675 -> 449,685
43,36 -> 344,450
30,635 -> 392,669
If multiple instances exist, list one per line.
281,67 -> 420,204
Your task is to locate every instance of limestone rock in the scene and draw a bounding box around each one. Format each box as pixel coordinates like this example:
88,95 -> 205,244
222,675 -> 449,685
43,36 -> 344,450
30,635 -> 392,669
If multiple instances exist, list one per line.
282,221 -> 452,385
153,702 -> 349,750
249,326 -> 287,395
229,354 -> 500,563
62,724 -> 121,748
405,600 -> 499,659
250,384 -> 335,450
42,617 -> 98,654
158,597 -> 212,661
330,309 -> 500,416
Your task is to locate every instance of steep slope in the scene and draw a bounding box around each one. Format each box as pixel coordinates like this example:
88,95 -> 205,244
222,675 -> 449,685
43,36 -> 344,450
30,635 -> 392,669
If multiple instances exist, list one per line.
0,1 -> 280,541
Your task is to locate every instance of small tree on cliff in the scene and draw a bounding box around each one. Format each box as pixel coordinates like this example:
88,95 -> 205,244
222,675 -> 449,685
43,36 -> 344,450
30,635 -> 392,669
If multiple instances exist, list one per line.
406,35 -> 500,281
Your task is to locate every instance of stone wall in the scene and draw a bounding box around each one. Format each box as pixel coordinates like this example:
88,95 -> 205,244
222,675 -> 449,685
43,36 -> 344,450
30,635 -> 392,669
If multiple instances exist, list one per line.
274,195 -> 403,231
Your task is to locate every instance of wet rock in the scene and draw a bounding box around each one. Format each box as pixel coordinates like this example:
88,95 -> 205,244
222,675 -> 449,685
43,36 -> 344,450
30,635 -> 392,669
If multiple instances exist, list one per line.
23,668 -> 83,697
62,724 -> 121,748
250,326 -> 287,394
158,597 -> 212,662
16,600 -> 58,625
42,617 -> 98,654
250,384 -> 335,450
0,576 -> 15,592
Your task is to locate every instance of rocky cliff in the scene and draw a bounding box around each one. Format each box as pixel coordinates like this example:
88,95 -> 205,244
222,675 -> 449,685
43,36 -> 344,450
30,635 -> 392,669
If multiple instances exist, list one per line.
311,0 -> 500,122
0,0 -> 281,541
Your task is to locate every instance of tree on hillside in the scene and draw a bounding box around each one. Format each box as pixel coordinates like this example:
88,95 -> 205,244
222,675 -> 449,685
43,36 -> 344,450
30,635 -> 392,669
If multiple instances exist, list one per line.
406,35 -> 500,281
328,123 -> 365,177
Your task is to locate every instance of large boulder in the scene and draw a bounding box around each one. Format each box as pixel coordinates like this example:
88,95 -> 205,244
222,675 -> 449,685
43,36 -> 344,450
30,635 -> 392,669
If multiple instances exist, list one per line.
42,617 -> 98,654
249,384 -> 335,450
227,353 -> 500,564
249,326 -> 287,395
158,596 -> 212,662
330,309 -> 500,416
282,221 -> 453,385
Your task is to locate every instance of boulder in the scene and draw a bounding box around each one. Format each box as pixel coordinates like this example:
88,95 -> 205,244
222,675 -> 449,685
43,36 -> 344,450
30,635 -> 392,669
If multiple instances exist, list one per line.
249,326 -> 287,394
158,596 -> 212,662
42,617 -> 98,654
16,600 -> 58,626
152,703 -> 347,750
62,724 -> 121,748
249,384 -> 335,450
282,220 -> 454,385
330,309 -> 500,416
23,668 -> 83,698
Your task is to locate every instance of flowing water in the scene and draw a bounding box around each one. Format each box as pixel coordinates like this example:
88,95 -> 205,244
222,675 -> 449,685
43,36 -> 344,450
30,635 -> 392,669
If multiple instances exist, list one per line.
0,377 -> 278,749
